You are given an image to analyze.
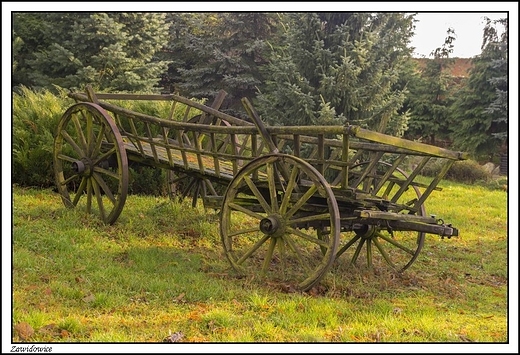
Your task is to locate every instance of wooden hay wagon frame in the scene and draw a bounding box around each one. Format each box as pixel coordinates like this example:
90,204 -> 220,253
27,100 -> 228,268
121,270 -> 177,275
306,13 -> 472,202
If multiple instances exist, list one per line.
54,86 -> 468,291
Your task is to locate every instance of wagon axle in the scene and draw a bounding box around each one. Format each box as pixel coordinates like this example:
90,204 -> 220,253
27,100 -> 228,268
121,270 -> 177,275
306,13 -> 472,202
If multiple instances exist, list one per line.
71,156 -> 115,177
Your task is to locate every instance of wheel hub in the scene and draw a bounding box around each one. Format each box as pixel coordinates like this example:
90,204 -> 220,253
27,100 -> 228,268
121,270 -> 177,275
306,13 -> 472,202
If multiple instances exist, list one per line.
354,224 -> 378,240
259,215 -> 286,238
72,158 -> 93,177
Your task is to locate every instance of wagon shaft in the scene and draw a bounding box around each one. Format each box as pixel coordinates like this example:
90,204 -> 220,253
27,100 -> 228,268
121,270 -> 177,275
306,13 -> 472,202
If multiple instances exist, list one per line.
54,86 -> 468,291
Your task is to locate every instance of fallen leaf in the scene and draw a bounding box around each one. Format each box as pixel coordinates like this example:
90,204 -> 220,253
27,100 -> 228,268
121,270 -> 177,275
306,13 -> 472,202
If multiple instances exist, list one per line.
458,334 -> 473,342
174,293 -> 185,303
39,324 -> 59,335
15,322 -> 34,341
82,294 -> 95,303
163,331 -> 184,343
393,307 -> 403,315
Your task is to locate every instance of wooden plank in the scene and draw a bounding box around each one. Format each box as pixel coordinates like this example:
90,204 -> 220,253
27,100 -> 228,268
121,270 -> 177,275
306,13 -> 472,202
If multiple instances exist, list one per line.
124,140 -> 237,181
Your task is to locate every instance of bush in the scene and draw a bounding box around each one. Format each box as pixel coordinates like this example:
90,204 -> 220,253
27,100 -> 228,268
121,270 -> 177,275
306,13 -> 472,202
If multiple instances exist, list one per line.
128,163 -> 167,196
12,86 -> 74,188
421,159 -> 492,184
12,87 -> 204,194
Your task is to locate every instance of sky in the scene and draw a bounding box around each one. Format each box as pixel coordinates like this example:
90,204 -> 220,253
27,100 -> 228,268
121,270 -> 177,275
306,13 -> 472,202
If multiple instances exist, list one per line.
410,12 -> 507,58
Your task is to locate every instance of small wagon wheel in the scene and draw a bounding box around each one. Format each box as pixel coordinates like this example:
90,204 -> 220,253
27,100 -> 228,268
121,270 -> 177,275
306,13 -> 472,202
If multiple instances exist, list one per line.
335,161 -> 426,272
220,153 -> 340,291
54,102 -> 129,224
166,170 -> 218,208
166,115 -> 233,208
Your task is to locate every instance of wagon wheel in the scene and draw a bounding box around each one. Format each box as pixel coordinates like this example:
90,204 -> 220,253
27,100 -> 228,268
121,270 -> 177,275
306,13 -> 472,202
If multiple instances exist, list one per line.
335,161 -> 426,272
165,115 -> 230,207
166,170 -> 218,208
54,102 -> 128,225
220,153 -> 340,291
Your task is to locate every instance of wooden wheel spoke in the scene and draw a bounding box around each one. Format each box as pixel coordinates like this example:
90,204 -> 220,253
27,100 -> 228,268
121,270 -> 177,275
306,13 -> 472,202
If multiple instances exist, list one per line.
91,177 -> 107,222
93,166 -> 121,181
285,185 -> 317,219
283,234 -> 312,273
279,238 -> 287,278
236,234 -> 271,265
377,232 -> 415,255
228,227 -> 260,238
286,226 -> 328,248
71,114 -> 88,151
366,239 -> 372,267
61,130 -> 85,158
228,202 -> 266,221
86,179 -> 93,213
92,172 -> 116,205
336,234 -> 361,257
60,172 -> 81,186
85,114 -> 95,156
261,238 -> 278,276
57,153 -> 80,164
91,125 -> 107,159
244,176 -> 271,213
372,235 -> 396,269
91,146 -> 116,166
204,179 -> 217,196
266,163 -> 279,212
350,238 -> 366,265
169,174 -> 190,184
72,177 -> 88,206
279,162 -> 300,214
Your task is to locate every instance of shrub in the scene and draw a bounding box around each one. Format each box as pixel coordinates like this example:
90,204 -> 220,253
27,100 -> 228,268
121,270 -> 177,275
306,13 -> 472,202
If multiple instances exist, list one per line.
421,159 -> 492,184
128,163 -> 167,196
12,86 -> 74,188
12,87 -> 204,194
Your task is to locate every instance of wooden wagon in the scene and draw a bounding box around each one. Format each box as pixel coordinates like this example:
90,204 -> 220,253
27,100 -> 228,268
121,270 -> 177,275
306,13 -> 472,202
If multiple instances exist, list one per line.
54,86 -> 468,290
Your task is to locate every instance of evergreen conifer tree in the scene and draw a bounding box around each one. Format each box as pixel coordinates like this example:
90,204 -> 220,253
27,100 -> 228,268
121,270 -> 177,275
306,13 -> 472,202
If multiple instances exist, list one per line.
13,13 -> 170,92
159,13 -> 278,113
450,17 -> 508,158
255,12 -> 415,136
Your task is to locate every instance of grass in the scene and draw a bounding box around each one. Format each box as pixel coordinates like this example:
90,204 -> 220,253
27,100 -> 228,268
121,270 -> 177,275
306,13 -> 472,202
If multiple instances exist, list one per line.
9,180 -> 511,348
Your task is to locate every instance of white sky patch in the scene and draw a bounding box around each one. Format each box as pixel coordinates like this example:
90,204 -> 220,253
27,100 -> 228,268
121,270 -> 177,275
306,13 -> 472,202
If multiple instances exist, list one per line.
410,12 -> 507,58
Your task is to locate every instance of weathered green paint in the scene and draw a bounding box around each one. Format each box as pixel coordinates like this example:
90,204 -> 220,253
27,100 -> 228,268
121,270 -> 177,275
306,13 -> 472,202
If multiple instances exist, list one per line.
58,87 -> 469,286
219,154 -> 340,291
54,102 -> 129,225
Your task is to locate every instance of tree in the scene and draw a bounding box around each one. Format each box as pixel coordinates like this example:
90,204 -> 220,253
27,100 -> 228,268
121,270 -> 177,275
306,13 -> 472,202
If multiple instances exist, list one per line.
12,13 -> 170,92
254,12 -> 416,136
405,28 -> 458,145
158,13 -> 279,113
450,17 -> 508,159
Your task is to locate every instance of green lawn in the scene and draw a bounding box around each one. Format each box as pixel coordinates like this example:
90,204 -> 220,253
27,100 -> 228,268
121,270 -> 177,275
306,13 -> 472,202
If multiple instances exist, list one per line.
9,180 -> 511,349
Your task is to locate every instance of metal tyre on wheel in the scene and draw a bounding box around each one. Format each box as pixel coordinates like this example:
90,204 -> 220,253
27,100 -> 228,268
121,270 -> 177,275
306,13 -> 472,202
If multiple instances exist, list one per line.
336,161 -> 426,272
220,154 -> 340,291
54,102 -> 128,224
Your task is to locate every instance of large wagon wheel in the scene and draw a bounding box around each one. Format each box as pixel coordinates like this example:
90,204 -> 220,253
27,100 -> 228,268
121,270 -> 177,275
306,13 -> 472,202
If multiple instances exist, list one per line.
54,102 -> 128,225
220,153 -> 340,291
335,161 -> 426,272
